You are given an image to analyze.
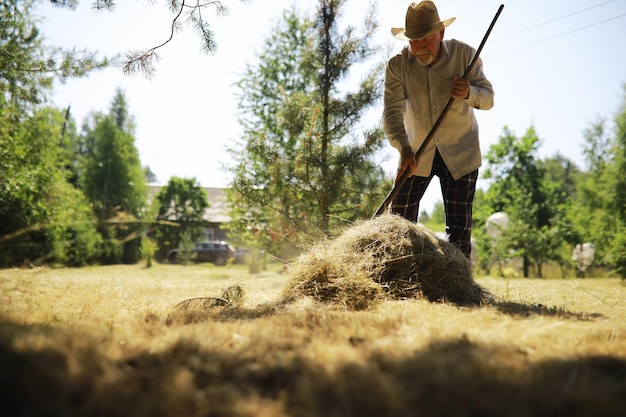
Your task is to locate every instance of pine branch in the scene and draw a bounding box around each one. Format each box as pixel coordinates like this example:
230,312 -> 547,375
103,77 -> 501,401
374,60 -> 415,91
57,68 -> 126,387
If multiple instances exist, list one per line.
9,48 -> 110,81
49,0 -> 79,8
91,0 -> 115,11
122,0 -> 236,77
49,1 -> 245,77
121,1 -> 185,78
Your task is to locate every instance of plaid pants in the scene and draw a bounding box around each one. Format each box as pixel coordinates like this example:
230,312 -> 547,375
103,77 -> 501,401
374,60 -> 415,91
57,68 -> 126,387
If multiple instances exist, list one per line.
390,150 -> 478,259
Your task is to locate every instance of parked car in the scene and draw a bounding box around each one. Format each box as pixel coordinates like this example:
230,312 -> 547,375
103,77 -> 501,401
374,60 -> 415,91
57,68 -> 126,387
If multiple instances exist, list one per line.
167,241 -> 235,266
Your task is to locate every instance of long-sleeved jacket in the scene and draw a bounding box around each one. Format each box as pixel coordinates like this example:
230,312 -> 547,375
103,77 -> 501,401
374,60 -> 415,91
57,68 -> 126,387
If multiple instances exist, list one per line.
382,39 -> 494,180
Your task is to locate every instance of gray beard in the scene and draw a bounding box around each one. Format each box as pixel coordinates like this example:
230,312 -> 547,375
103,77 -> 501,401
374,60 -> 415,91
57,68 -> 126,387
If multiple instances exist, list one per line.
415,53 -> 435,66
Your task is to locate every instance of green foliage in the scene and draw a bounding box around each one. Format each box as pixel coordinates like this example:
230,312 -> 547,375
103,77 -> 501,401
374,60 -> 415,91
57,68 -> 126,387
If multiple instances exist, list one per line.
0,105 -> 101,266
611,86 -> 626,278
81,90 -> 147,218
176,230 -> 197,266
418,201 -> 446,233
227,2 -> 388,259
140,235 -> 157,268
566,127 -> 615,273
143,166 -> 158,183
429,202 -> 446,225
568,85 -> 626,278
0,0 -> 118,267
474,86 -> 626,278
79,90 -> 148,264
539,153 -> 582,201
46,182 -> 103,266
482,126 -> 572,277
572,126 -> 612,251
154,177 -> 209,259
609,219 -> 626,278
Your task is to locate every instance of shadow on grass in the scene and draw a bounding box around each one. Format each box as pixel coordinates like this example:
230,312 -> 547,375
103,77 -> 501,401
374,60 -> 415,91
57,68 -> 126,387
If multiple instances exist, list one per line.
487,299 -> 605,320
1,321 -> 625,417
165,294 -> 605,325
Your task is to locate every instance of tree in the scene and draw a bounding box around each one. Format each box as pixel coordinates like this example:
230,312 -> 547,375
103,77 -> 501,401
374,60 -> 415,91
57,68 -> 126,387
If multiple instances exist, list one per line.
175,230 -> 198,266
80,89 -> 148,264
567,120 -> 613,268
227,1 -> 388,259
482,126 -> 571,278
572,85 -> 626,278
154,177 -> 209,260
540,153 -> 582,202
143,166 -> 158,183
612,85 -> 626,277
0,106 -> 102,266
539,154 -> 582,275
428,202 -> 446,225
0,0 -> 106,267
470,187 -> 495,274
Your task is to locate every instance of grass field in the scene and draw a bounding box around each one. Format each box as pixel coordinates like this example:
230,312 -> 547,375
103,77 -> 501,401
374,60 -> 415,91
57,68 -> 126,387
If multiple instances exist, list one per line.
1,263 -> 625,416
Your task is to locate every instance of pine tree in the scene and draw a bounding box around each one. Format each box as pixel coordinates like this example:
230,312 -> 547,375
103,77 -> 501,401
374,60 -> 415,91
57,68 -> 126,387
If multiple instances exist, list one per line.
227,1 -> 388,259
80,89 -> 148,264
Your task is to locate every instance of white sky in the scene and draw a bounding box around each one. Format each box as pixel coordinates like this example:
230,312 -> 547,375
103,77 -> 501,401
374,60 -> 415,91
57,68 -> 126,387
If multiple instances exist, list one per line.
36,0 -> 626,214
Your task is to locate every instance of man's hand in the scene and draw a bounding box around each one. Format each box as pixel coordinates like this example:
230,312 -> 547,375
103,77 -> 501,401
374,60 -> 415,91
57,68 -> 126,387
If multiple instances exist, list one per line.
451,76 -> 470,99
396,146 -> 417,184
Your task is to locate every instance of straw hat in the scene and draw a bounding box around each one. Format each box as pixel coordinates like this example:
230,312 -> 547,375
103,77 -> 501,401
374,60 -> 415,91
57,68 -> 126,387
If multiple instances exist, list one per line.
391,1 -> 456,41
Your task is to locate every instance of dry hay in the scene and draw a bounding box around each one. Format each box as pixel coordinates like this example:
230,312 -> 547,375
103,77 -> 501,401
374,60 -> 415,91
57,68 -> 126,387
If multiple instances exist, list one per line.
166,284 -> 289,325
166,285 -> 247,325
173,285 -> 245,312
282,214 -> 491,310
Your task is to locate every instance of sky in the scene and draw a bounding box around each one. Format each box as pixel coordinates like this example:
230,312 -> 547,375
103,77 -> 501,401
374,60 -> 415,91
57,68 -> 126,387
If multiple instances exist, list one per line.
36,0 -> 626,214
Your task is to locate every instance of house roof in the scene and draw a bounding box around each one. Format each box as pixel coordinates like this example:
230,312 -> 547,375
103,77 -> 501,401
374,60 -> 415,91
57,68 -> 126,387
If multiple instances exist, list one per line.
202,187 -> 231,223
147,185 -> 231,223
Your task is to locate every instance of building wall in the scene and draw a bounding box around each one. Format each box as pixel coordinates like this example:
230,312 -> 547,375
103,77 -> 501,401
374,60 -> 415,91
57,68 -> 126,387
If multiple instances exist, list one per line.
147,185 -> 231,242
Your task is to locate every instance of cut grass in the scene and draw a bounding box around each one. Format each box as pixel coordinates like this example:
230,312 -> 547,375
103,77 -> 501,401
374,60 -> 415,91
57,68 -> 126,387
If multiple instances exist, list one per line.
1,263 -> 625,417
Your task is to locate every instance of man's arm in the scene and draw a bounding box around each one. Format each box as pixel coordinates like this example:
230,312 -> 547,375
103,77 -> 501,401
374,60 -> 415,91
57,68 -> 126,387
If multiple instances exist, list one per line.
382,57 -> 411,151
464,55 -> 494,110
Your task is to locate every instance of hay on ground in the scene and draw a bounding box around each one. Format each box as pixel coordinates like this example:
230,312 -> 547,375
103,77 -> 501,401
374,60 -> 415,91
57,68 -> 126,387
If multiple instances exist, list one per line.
166,285 -> 247,325
282,214 -> 490,310
173,284 -> 245,312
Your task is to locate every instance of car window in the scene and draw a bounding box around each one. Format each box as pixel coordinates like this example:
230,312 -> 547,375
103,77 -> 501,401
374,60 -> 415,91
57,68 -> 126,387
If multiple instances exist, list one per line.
190,242 -> 232,251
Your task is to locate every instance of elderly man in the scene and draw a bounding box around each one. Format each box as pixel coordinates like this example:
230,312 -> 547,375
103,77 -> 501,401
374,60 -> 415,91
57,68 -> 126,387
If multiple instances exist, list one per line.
383,1 -> 495,259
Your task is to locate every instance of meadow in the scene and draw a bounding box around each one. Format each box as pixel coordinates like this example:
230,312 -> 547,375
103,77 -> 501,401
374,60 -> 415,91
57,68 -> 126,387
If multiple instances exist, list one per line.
1,262 -> 625,416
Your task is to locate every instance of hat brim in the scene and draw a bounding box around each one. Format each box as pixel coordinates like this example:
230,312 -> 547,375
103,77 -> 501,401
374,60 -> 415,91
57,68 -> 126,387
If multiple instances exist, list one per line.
391,17 -> 456,41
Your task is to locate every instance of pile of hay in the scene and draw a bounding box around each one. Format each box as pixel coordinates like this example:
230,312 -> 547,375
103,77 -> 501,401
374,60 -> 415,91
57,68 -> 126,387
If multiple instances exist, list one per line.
282,214 -> 490,310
